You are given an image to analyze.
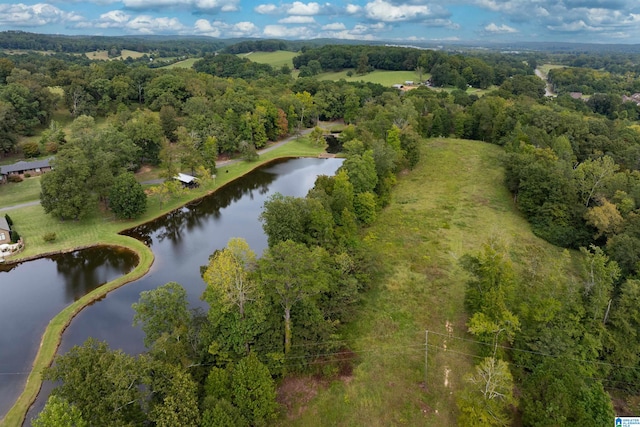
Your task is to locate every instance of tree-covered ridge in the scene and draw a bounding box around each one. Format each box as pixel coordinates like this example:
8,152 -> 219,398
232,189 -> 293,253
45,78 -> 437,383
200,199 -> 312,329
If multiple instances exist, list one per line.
0,31 -> 226,56
292,44 -> 534,87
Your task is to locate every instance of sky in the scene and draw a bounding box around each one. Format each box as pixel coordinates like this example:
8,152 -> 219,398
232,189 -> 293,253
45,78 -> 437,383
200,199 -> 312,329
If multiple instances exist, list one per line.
1,0 -> 640,44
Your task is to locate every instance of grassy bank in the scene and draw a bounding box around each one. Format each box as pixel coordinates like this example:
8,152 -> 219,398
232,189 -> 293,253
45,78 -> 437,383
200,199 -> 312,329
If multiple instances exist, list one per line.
1,136 -> 325,427
281,138 -> 567,426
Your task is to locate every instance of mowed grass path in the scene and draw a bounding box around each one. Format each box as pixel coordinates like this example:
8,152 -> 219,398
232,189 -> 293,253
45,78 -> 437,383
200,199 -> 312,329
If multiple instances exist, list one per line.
283,138 -> 564,426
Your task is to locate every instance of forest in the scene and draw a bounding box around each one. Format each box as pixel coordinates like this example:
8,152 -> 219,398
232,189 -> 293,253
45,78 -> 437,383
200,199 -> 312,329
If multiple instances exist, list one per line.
2,36 -> 640,425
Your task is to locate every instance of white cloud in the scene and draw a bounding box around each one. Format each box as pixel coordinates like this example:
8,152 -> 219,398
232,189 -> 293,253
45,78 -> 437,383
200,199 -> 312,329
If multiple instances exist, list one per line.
263,24 -> 315,38
194,18 -> 221,36
364,0 -> 432,22
122,0 -> 239,12
254,3 -> 278,14
78,10 -> 131,28
194,19 -> 260,37
0,3 -> 84,27
346,4 -> 361,14
288,1 -> 321,15
126,15 -> 186,34
322,22 -> 346,30
279,15 -> 316,24
318,21 -> 391,40
485,22 -> 518,33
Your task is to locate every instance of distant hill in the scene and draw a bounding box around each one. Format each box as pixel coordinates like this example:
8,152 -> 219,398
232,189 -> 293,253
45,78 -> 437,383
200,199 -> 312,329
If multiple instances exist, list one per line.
1,31 -> 640,58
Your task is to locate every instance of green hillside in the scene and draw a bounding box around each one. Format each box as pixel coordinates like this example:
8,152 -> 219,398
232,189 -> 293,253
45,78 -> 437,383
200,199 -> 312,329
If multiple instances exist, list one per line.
281,138 -> 570,426
317,69 -> 425,86
239,50 -> 297,68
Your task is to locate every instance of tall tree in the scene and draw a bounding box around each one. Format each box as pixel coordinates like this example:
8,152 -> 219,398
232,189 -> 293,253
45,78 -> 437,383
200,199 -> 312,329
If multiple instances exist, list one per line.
202,238 -> 264,357
457,357 -> 516,427
40,144 -> 94,220
259,240 -> 329,355
132,282 -> 201,365
32,395 -> 88,427
109,172 -> 147,219
42,338 -> 146,426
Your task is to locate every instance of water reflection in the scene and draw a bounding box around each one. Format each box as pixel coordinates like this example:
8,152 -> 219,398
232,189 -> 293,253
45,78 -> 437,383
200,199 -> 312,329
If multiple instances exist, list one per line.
0,246 -> 137,418
125,165 -> 279,247
22,157 -> 342,424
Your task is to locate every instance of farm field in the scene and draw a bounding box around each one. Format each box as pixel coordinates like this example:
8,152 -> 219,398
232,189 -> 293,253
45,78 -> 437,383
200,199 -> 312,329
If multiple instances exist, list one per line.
240,50 -> 297,68
538,63 -> 565,75
317,69 -> 425,86
280,138 -> 569,426
161,57 -> 200,69
85,49 -> 146,60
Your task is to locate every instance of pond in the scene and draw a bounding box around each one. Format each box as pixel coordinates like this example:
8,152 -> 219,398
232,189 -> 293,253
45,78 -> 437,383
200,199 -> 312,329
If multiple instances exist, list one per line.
20,157 -> 342,424
0,246 -> 138,418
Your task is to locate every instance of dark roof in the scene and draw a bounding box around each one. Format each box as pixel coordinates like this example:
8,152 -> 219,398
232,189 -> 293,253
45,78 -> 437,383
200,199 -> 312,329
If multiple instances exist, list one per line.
0,217 -> 9,231
1,158 -> 53,175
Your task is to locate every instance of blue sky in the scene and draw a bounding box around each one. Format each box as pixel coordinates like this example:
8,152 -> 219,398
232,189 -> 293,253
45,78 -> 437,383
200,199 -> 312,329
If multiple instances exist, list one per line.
1,0 -> 639,44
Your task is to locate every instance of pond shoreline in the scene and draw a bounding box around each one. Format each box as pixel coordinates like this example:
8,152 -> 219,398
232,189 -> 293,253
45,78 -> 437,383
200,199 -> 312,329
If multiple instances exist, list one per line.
2,147 -> 326,427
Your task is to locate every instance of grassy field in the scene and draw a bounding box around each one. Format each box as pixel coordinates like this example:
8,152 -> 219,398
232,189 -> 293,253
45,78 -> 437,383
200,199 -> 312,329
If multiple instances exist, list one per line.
162,57 -> 200,69
2,135 -> 326,426
240,50 -> 297,68
0,176 -> 41,207
280,138 -> 567,426
317,69 -> 425,86
538,63 -> 565,75
85,49 -> 146,60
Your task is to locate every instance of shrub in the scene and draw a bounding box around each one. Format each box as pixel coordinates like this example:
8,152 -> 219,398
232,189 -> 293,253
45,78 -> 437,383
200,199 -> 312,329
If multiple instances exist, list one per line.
43,232 -> 57,243
22,141 -> 41,158
10,230 -> 20,243
7,175 -> 23,183
44,141 -> 60,154
24,173 -> 31,178
4,214 -> 13,227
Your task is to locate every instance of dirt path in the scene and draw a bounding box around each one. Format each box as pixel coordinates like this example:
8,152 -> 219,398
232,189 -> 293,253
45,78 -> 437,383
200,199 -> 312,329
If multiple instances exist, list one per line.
0,200 -> 40,212
534,68 -> 556,97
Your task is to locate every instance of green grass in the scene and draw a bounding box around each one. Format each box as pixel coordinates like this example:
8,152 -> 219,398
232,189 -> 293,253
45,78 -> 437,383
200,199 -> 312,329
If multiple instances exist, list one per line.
0,176 -> 41,206
1,136 -> 326,427
84,49 -> 146,61
162,58 -> 200,69
240,51 -> 297,68
316,69 -> 425,86
538,63 -> 565,75
281,138 -> 568,426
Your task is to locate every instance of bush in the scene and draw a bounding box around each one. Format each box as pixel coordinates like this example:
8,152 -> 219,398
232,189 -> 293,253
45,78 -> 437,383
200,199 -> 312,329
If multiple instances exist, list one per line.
7,175 -> 23,183
4,214 -> 13,227
43,232 -> 57,243
22,141 -> 41,158
24,173 -> 31,178
10,230 -> 20,243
